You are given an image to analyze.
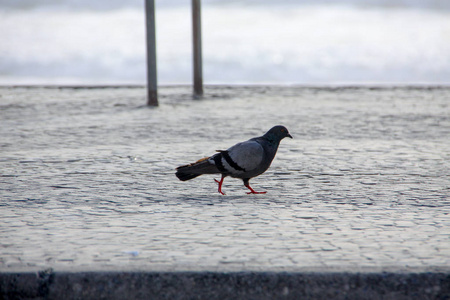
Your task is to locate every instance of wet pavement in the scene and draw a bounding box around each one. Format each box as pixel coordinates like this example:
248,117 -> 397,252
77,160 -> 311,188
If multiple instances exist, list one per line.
0,85 -> 449,274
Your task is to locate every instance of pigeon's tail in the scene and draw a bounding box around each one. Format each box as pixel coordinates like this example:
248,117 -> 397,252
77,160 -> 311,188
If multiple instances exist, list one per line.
176,157 -> 220,181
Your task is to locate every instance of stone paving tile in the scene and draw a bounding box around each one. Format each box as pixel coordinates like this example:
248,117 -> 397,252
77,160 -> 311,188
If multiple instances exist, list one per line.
0,86 -> 449,273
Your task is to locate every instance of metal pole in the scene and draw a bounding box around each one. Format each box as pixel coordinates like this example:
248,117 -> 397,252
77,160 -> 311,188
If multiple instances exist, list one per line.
145,0 -> 158,106
192,0 -> 203,96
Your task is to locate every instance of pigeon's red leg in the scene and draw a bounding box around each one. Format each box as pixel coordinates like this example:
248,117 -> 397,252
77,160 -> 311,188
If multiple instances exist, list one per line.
214,176 -> 226,195
244,182 -> 267,194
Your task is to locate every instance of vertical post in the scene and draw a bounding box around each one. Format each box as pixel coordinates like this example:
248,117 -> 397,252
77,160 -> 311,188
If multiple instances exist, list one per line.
192,0 -> 203,96
145,0 -> 158,106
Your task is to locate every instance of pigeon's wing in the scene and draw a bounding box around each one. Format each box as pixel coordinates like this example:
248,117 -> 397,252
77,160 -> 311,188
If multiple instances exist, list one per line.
220,140 -> 264,175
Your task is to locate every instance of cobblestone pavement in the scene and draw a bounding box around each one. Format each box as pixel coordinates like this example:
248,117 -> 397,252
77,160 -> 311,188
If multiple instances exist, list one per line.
1,86 -> 449,273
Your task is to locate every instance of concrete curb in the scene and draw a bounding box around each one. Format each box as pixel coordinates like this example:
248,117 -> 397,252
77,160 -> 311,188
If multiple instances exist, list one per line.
1,270 -> 449,300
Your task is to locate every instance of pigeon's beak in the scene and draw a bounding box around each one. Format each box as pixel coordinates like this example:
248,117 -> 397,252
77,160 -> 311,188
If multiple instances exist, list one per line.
287,133 -> 293,139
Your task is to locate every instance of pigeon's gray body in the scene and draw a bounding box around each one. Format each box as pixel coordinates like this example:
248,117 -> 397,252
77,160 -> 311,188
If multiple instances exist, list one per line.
176,125 -> 292,194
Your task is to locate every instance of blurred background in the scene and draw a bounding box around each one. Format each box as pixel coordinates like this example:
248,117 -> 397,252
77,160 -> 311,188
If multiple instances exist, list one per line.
0,0 -> 449,85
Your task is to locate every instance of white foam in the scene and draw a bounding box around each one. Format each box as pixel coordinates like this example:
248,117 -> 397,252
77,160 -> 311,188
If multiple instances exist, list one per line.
1,1 -> 449,84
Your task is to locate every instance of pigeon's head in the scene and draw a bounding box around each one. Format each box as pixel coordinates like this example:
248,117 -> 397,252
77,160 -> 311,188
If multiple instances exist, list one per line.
265,125 -> 293,141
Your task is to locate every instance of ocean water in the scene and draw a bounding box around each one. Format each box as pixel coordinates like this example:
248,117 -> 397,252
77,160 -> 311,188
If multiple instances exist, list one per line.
1,0 -> 449,85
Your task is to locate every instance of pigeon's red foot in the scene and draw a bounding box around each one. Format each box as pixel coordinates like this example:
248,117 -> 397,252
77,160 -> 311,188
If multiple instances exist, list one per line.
214,177 -> 226,195
245,184 -> 267,194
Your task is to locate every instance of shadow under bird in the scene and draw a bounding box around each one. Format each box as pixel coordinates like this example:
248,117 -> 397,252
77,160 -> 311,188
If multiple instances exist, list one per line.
175,125 -> 292,195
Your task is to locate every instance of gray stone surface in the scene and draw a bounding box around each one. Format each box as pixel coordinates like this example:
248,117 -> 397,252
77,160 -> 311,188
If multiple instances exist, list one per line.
1,270 -> 450,300
0,86 -> 449,297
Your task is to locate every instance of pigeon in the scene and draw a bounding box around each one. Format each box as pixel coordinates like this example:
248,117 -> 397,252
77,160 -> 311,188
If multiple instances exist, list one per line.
176,125 -> 292,195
